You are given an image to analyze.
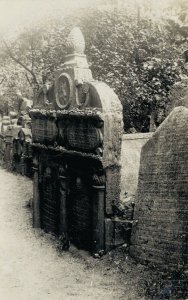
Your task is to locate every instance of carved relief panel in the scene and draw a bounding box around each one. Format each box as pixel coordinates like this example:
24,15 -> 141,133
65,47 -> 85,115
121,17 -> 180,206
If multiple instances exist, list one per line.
58,118 -> 103,154
40,164 -> 60,235
32,118 -> 58,144
67,174 -> 93,250
55,73 -> 74,109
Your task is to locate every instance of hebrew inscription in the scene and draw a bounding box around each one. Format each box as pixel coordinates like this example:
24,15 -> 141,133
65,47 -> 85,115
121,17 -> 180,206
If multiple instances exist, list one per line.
65,120 -> 103,151
130,107 -> 188,270
32,118 -> 57,144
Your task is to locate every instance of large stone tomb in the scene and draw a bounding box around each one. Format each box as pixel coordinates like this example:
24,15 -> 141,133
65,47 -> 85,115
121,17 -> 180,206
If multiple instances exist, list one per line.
130,106 -> 188,271
30,27 -> 123,255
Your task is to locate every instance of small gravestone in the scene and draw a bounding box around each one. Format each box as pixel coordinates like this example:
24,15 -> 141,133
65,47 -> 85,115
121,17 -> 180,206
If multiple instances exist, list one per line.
130,107 -> 188,271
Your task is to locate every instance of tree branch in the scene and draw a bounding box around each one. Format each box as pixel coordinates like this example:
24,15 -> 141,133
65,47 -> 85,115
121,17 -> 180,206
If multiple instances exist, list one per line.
2,39 -> 39,88
25,72 -> 32,87
0,76 -> 5,85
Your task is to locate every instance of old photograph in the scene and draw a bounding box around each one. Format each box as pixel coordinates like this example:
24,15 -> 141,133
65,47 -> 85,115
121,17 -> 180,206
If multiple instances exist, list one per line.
0,0 -> 187,299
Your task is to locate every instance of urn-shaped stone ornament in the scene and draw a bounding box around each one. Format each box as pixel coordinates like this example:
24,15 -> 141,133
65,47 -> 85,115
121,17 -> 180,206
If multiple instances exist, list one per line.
66,27 -> 85,54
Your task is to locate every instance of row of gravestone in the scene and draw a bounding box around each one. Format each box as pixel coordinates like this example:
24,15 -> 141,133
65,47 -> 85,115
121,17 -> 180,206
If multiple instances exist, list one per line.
0,27 -> 187,275
0,100 -> 33,176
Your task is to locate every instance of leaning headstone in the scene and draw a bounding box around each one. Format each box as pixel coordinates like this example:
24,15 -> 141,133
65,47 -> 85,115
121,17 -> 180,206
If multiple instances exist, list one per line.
130,106 -> 188,271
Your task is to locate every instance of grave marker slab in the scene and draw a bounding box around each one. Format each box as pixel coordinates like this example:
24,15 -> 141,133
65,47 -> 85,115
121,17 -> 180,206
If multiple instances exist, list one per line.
130,106 -> 188,271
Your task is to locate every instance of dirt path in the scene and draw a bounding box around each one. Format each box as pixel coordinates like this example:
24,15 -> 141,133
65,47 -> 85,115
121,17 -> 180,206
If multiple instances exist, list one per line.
0,168 -> 147,300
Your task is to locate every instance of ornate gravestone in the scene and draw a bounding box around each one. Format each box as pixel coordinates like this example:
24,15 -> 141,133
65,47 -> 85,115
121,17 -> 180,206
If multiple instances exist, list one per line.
130,107 -> 188,271
30,27 -> 123,255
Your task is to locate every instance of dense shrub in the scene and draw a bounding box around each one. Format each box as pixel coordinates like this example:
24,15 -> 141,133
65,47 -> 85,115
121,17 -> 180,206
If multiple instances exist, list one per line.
78,8 -> 187,132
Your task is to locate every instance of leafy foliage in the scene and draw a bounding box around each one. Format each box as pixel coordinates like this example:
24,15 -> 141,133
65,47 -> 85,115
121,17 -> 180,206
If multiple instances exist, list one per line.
79,8 -> 187,132
0,3 -> 188,131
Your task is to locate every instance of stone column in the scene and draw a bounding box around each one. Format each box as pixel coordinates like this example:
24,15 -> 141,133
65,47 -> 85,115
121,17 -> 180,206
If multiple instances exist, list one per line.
33,154 -> 41,228
92,173 -> 105,257
59,165 -> 69,249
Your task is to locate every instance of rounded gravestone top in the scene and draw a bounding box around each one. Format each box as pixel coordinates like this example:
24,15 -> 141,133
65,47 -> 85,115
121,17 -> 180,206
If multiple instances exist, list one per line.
66,27 -> 85,55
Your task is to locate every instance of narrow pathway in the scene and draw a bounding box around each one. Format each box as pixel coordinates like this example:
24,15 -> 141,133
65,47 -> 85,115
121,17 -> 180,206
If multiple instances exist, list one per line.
0,168 -> 132,300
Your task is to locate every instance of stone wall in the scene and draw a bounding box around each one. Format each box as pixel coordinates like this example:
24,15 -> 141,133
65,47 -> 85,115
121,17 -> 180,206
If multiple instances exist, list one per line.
120,133 -> 152,201
130,107 -> 188,271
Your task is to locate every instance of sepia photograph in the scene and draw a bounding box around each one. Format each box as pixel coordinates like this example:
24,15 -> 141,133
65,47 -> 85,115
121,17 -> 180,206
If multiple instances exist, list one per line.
0,0 -> 187,299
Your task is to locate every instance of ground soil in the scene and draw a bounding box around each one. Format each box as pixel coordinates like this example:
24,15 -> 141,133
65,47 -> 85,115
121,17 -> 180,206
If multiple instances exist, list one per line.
0,167 -> 185,300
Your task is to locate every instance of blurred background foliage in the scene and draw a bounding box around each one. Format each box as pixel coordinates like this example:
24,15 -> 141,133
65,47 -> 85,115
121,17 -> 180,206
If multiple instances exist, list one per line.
0,0 -> 188,132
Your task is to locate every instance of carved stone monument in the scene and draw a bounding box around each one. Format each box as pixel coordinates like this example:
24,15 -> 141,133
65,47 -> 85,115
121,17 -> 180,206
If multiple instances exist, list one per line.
30,27 -> 123,255
130,107 -> 188,271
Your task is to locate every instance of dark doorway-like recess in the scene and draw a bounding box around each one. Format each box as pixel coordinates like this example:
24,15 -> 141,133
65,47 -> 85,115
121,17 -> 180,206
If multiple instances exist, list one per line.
67,173 -> 93,251
40,163 -> 60,235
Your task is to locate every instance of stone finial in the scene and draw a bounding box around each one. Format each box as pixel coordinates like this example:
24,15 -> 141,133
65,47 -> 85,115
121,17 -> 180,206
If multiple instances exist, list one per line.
66,27 -> 85,55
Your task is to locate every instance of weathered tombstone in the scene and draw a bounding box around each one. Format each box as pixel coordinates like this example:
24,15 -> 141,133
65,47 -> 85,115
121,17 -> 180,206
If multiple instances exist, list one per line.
12,127 -> 22,172
30,27 -> 123,255
130,106 -> 188,271
13,128 -> 32,176
3,125 -> 13,170
4,124 -> 22,171
1,116 -> 10,135
1,98 -> 33,173
120,133 -> 152,200
9,111 -> 18,125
